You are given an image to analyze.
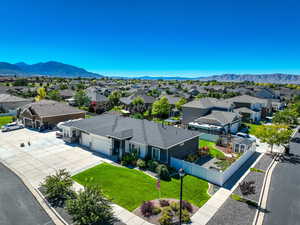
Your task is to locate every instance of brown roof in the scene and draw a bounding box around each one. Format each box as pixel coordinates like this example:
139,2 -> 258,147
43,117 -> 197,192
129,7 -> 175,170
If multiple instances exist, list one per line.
21,100 -> 85,117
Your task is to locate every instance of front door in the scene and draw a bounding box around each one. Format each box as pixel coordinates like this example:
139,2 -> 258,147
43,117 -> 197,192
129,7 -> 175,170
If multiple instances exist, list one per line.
113,139 -> 120,155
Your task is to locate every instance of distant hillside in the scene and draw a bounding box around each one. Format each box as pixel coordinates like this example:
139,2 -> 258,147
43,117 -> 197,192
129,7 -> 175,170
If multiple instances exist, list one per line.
0,61 -> 103,78
197,73 -> 300,84
135,73 -> 300,84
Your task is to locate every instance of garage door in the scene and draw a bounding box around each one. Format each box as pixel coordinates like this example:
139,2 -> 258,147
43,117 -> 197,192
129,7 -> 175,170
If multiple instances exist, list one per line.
81,132 -> 91,147
91,135 -> 112,155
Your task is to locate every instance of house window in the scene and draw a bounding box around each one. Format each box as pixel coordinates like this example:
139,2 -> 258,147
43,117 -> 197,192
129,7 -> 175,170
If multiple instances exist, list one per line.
152,147 -> 160,161
240,145 -> 245,153
235,144 -> 240,153
129,143 -> 140,156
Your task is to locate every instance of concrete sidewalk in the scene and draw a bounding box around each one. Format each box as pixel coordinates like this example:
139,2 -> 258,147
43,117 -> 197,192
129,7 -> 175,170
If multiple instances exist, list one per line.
191,188 -> 231,225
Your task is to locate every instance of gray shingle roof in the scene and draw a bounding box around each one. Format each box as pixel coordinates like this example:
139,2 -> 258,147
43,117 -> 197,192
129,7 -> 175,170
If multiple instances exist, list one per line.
182,98 -> 233,109
0,94 -> 30,103
195,111 -> 240,126
21,100 -> 85,117
63,114 -> 199,149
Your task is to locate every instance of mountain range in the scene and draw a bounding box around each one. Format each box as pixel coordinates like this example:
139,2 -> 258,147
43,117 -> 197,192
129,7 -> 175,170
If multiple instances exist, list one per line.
1,61 -> 300,83
0,61 -> 102,78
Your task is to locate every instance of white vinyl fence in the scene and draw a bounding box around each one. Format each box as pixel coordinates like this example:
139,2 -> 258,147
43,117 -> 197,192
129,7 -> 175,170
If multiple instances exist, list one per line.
170,149 -> 255,186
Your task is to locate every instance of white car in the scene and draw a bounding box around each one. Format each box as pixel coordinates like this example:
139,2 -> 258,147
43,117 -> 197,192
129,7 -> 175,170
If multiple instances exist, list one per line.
1,122 -> 24,132
236,132 -> 256,141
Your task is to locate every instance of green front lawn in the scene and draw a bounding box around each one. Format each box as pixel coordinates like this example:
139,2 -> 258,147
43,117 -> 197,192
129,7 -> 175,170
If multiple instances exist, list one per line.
0,116 -> 13,127
72,163 -> 210,211
199,140 -> 225,159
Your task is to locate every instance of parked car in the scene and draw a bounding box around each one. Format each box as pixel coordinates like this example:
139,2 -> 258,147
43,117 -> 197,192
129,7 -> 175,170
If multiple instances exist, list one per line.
1,122 -> 24,132
235,132 -> 256,141
56,131 -> 63,138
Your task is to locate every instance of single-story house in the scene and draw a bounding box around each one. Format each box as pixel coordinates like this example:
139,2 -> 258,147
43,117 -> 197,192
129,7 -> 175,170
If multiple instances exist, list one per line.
20,100 -> 86,129
61,114 -> 200,164
189,111 -> 241,134
59,89 -> 75,100
0,94 -> 32,113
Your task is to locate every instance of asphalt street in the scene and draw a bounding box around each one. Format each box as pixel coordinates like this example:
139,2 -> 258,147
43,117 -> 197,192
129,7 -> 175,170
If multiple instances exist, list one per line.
0,163 -> 54,225
263,132 -> 300,225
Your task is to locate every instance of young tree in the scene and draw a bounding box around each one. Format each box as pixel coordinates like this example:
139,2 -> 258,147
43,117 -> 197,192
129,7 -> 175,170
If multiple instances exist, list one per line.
152,96 -> 171,118
74,90 -> 90,107
255,124 -> 293,153
41,169 -> 74,206
35,87 -> 46,101
175,97 -> 187,110
67,185 -> 116,225
108,91 -> 121,107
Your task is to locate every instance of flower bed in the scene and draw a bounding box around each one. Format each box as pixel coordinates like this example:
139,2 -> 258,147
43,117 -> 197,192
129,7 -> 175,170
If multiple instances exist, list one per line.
133,198 -> 199,225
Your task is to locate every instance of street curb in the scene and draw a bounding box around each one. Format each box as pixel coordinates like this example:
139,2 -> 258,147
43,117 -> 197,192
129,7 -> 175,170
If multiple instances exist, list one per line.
0,161 -> 65,225
252,153 -> 278,225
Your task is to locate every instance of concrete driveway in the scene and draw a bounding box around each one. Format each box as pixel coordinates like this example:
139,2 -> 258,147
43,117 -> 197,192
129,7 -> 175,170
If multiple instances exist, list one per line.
0,129 -> 110,188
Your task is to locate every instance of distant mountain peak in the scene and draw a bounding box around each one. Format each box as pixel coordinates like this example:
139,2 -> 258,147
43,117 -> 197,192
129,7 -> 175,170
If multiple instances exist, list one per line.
0,61 -> 103,78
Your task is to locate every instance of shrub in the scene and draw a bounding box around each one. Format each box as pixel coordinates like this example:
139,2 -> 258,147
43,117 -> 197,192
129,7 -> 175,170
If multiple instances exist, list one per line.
170,201 -> 180,212
159,207 -> 173,225
156,164 -> 171,181
141,201 -> 154,217
239,181 -> 256,196
66,185 -> 116,225
159,199 -> 170,207
159,213 -> 173,225
147,160 -> 159,172
41,169 -> 75,207
152,207 -> 162,215
182,200 -> 193,213
121,152 -> 138,166
137,159 -> 146,170
186,153 -> 199,162
181,209 -> 191,223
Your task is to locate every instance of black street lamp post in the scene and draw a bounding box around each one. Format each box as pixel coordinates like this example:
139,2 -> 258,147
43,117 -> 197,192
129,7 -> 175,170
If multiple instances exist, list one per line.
179,168 -> 185,225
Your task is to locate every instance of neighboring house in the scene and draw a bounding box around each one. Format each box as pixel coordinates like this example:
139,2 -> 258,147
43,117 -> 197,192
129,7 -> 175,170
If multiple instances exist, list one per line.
233,107 -> 261,122
228,95 -> 271,121
182,97 -> 233,124
254,88 -> 278,99
20,100 -> 85,129
0,94 -> 32,113
61,114 -> 199,164
120,90 -> 156,109
86,87 -> 109,113
189,111 -> 241,134
59,89 -> 75,100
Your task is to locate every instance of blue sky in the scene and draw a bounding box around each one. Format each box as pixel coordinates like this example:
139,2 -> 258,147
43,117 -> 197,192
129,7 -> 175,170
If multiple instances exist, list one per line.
0,0 -> 300,77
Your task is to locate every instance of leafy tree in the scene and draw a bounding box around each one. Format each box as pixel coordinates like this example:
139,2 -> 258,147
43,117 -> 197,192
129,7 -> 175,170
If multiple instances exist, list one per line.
67,185 -> 116,225
175,97 -> 187,110
255,124 -> 293,153
13,79 -> 27,86
47,90 -> 61,101
35,87 -> 46,101
74,90 -> 90,107
272,108 -> 299,126
59,83 -> 68,90
41,169 -> 75,206
130,97 -> 146,114
152,96 -> 171,119
108,91 -> 121,107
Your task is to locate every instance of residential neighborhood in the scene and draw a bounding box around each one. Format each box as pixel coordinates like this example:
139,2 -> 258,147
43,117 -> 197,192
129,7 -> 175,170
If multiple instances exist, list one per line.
0,74 -> 299,225
1,1 -> 300,225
